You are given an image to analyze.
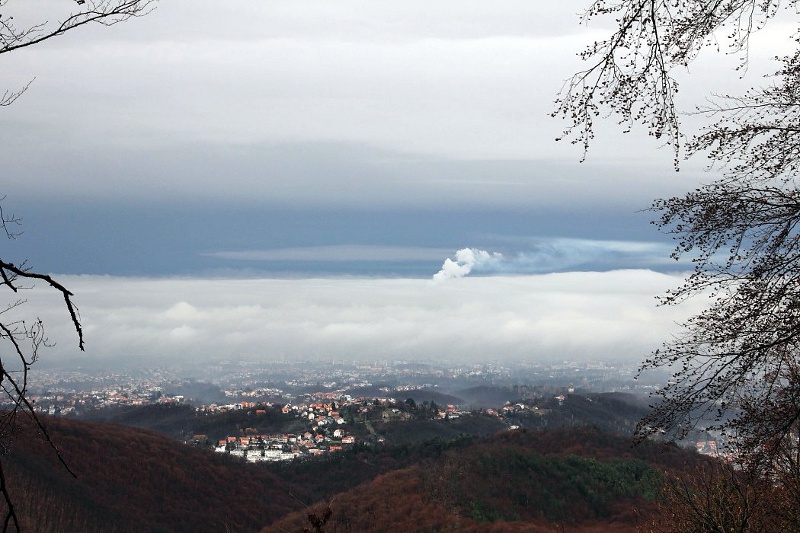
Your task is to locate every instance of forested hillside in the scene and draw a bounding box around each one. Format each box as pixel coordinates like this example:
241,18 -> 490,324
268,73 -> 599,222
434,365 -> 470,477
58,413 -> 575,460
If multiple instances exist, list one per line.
1,416 -> 301,532
0,412 -> 706,532
264,427 -> 699,532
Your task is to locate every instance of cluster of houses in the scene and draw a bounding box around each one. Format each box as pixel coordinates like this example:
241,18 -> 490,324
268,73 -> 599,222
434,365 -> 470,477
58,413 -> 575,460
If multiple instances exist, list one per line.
210,400 -> 358,463
30,389 -> 186,417
696,440 -> 719,457
214,430 -> 357,463
281,401 -> 348,426
207,398 -> 475,463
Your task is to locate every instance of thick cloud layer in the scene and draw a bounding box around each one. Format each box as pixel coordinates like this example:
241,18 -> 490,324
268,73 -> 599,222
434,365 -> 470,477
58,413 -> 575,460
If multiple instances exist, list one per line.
18,271 -> 704,366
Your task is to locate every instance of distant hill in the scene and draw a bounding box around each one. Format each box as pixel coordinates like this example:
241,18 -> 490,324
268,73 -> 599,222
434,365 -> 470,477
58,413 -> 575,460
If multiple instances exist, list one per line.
80,402 -> 304,442
373,413 -> 507,445
454,385 -> 519,408
397,388 -> 465,406
76,390 -> 654,446
504,392 -> 652,436
80,402 -> 198,440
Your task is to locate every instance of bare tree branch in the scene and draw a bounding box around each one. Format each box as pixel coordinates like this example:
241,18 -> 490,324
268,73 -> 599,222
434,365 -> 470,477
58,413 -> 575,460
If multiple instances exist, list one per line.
554,0 -> 793,165
0,1 -> 154,55
0,1 -> 154,530
0,0 -> 154,109
560,0 -> 800,523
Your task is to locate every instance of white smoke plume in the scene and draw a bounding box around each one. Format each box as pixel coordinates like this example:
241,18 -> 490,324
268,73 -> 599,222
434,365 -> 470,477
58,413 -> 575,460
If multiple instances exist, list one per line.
432,248 -> 504,281
431,239 -> 676,280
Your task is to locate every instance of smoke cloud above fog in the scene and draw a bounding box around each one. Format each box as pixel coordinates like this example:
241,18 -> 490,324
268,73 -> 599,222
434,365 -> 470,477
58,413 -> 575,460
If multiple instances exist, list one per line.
432,248 -> 504,281
433,240 -> 675,280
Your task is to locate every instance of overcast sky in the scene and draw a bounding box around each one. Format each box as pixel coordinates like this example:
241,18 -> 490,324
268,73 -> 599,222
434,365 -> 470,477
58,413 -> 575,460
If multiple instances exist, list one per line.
1,1 -> 792,366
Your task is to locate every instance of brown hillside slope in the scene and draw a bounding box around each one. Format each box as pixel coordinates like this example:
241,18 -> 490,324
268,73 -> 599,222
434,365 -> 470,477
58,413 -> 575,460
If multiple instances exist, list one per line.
263,464 -> 643,533
0,415 -> 303,532
264,428 -> 702,533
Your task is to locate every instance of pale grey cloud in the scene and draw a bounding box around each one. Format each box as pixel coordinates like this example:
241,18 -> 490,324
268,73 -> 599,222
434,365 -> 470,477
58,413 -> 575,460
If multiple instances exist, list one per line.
2,0 -> 792,211
0,138 -> 698,211
0,0 -> 716,211
206,245 -> 452,263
